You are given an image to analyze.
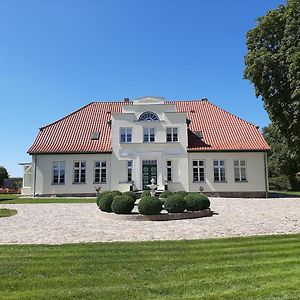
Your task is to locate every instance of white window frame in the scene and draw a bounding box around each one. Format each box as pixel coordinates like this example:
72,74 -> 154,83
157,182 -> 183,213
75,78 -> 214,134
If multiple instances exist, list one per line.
143,127 -> 155,143
166,127 -> 179,142
73,161 -> 86,184
52,161 -> 65,185
23,165 -> 32,188
166,160 -> 172,182
120,127 -> 132,143
234,159 -> 247,182
192,160 -> 205,182
94,161 -> 107,184
213,160 -> 226,182
127,160 -> 133,182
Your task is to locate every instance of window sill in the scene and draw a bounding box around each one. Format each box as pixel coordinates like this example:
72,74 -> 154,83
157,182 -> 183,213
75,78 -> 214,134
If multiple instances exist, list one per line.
72,182 -> 86,184
51,183 -> 65,185
192,181 -> 206,183
234,180 -> 248,183
93,182 -> 107,184
213,181 -> 227,183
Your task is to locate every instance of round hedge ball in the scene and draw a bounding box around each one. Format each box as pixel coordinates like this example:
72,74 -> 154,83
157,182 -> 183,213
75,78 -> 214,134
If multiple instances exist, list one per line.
160,191 -> 173,199
111,196 -> 135,214
164,194 -> 186,213
176,191 -> 187,197
185,194 -> 205,211
123,191 -> 137,201
98,192 -> 115,212
138,196 -> 163,215
96,191 -> 111,207
142,190 -> 151,197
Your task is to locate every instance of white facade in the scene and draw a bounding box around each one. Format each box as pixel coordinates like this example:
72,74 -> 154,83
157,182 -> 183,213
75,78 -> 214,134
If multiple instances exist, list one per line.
22,97 -> 269,197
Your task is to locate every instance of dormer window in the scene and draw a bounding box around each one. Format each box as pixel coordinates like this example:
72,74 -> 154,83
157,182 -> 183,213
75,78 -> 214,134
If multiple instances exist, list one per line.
138,111 -> 159,122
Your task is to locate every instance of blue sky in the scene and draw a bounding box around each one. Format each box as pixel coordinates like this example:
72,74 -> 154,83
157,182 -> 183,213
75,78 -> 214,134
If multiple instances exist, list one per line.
0,0 -> 285,177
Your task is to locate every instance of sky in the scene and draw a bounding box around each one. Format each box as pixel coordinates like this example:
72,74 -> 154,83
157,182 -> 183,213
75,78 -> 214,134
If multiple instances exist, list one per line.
0,0 -> 285,177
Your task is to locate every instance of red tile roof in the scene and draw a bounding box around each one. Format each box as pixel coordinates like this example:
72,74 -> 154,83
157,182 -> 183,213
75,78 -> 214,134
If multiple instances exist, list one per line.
28,100 -> 270,154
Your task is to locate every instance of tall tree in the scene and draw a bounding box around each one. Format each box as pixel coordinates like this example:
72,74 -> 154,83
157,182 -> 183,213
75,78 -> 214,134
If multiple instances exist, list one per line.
244,0 -> 300,160
263,124 -> 299,189
0,166 -> 9,187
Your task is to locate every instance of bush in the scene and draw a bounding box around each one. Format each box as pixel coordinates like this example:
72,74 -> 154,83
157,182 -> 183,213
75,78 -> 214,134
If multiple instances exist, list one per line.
176,191 -> 187,197
268,175 -> 291,191
185,193 -> 210,211
164,194 -> 186,213
111,190 -> 122,197
96,191 -> 111,207
111,196 -> 135,214
98,193 -> 115,212
138,196 -> 162,215
123,191 -> 137,201
160,191 -> 173,198
142,190 -> 151,197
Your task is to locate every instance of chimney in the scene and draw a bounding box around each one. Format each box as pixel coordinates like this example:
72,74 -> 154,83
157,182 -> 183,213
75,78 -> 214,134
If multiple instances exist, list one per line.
124,97 -> 129,103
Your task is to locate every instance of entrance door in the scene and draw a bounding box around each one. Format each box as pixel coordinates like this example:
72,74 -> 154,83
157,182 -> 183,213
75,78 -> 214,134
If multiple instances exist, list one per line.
142,160 -> 157,190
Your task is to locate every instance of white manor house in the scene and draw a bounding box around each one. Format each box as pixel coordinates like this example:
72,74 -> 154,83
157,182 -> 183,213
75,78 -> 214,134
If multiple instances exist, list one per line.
21,96 -> 270,197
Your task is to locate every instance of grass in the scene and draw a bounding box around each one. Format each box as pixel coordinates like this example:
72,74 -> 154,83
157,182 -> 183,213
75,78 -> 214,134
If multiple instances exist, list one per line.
269,190 -> 300,197
0,208 -> 17,218
0,234 -> 300,299
0,194 -> 96,204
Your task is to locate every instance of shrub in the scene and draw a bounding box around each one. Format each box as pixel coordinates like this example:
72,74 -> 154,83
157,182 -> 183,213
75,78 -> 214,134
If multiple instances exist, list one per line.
138,196 -> 162,215
160,191 -> 173,198
142,190 -> 151,197
123,191 -> 137,202
111,196 -> 135,214
111,190 -> 122,197
268,175 -> 291,191
176,191 -> 187,197
98,193 -> 115,212
164,194 -> 186,213
185,193 -> 209,211
96,191 -> 111,207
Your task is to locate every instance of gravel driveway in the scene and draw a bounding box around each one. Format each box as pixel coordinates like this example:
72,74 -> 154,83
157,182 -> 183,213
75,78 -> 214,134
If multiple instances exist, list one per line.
0,197 -> 300,245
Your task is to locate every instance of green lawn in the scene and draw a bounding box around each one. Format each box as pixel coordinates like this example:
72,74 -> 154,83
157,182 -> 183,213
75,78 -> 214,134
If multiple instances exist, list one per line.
0,195 -> 96,204
0,208 -> 17,218
269,190 -> 300,197
0,235 -> 300,299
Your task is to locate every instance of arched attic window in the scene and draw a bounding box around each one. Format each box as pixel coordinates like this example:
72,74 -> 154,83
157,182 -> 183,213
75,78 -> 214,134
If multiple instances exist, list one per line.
138,111 -> 159,121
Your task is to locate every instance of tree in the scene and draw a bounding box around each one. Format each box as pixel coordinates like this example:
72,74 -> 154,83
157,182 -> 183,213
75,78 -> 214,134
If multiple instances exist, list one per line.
262,124 -> 300,190
244,0 -> 300,161
0,166 -> 9,187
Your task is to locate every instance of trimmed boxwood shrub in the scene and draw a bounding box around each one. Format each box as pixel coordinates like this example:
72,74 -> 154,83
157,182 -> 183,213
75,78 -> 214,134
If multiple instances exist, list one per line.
142,190 -> 151,197
185,193 -> 210,210
111,196 -> 135,214
138,196 -> 162,215
123,191 -> 137,202
98,193 -> 115,212
176,191 -> 187,197
164,194 -> 186,213
111,190 -> 122,197
160,191 -> 173,198
96,191 -> 111,207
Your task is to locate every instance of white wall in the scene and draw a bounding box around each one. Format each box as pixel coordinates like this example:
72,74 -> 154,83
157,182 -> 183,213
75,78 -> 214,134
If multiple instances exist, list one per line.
33,153 -> 111,195
188,152 -> 267,192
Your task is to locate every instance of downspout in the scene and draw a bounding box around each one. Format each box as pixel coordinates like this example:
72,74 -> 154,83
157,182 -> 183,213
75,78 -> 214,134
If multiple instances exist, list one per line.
264,151 -> 268,198
33,154 -> 37,197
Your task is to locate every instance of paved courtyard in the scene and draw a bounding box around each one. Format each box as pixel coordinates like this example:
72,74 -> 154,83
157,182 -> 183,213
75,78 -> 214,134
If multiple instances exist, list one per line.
0,197 -> 300,245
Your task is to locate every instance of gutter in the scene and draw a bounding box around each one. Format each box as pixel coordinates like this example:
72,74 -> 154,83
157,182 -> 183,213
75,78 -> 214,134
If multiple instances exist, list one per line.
264,151 -> 269,198
33,154 -> 37,197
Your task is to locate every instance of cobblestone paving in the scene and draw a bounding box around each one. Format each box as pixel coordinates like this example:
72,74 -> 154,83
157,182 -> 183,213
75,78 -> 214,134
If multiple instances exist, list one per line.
0,197 -> 299,244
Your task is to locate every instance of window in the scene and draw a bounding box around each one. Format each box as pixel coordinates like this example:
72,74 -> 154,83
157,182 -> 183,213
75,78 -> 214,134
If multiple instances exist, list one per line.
127,160 -> 133,182
166,128 -> 178,142
213,160 -> 226,182
52,161 -> 65,184
167,160 -> 172,182
138,111 -> 159,121
23,165 -> 32,188
234,160 -> 247,182
143,127 -> 155,142
94,161 -> 107,183
73,161 -> 86,183
120,128 -> 132,143
192,160 -> 205,182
